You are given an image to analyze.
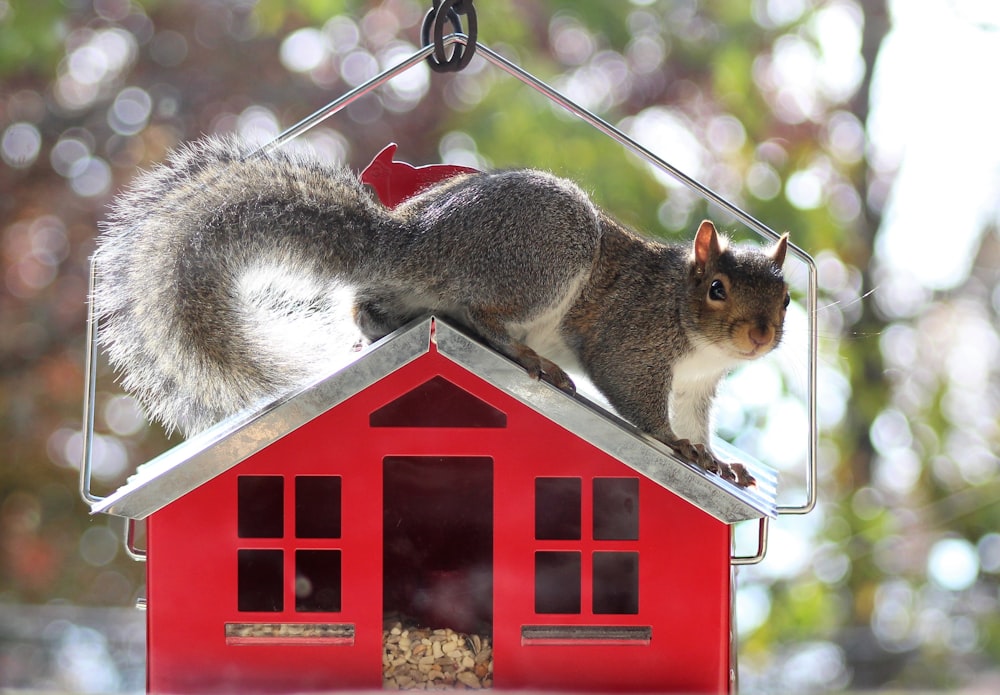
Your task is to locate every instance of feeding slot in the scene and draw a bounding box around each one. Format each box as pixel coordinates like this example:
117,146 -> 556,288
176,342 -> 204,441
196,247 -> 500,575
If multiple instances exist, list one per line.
521,624 -> 651,646
225,622 -> 355,646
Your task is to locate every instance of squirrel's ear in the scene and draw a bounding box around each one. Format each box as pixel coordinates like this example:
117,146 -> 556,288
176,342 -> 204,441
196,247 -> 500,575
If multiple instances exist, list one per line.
771,233 -> 789,267
693,220 -> 722,272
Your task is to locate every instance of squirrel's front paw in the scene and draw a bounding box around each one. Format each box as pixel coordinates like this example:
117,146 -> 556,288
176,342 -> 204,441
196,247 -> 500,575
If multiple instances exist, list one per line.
669,438 -> 713,469
719,461 -> 756,488
536,356 -> 576,394
667,439 -> 757,489
508,344 -> 575,394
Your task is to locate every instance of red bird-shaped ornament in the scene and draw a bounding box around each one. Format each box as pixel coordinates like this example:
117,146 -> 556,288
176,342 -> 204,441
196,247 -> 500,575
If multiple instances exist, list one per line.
360,143 -> 480,208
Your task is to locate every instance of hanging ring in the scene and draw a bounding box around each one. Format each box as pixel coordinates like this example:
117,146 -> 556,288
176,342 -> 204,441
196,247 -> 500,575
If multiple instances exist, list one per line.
421,0 -> 478,73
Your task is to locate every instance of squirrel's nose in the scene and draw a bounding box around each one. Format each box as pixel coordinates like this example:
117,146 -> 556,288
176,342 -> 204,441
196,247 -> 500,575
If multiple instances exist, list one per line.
748,323 -> 774,348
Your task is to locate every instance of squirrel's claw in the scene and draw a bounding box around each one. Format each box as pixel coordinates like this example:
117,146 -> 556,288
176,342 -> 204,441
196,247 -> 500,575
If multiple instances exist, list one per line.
667,438 -> 757,489
669,438 -> 709,468
724,461 -> 757,488
507,342 -> 576,394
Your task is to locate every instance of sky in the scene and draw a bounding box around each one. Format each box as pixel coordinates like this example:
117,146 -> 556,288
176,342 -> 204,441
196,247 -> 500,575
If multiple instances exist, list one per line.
873,0 -> 1000,290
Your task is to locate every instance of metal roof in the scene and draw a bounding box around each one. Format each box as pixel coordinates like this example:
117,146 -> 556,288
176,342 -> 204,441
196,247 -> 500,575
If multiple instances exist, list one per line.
90,316 -> 778,524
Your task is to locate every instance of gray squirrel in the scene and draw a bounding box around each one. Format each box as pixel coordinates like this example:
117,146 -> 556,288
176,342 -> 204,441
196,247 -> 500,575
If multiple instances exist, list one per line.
94,135 -> 790,487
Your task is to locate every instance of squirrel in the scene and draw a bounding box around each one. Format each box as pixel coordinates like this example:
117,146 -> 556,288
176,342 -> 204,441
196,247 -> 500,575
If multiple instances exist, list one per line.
94,135 -> 790,487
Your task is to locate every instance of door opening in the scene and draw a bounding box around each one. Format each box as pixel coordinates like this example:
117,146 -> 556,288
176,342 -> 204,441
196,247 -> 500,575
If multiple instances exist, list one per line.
383,456 -> 494,636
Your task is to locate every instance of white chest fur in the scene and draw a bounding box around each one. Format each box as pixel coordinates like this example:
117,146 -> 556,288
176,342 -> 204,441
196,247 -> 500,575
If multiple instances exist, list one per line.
668,342 -> 739,445
673,342 -> 738,388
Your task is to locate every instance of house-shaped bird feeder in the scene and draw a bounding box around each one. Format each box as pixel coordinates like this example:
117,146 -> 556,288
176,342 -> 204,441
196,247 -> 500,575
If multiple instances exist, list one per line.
91,316 -> 778,693
81,13 -> 818,694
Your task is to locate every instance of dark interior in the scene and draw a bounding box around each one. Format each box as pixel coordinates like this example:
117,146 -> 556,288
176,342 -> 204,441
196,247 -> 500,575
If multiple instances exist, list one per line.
383,456 -> 494,635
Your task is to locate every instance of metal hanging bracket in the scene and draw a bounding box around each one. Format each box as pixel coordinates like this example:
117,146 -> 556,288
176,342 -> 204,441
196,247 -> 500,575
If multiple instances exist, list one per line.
82,31 -> 819,569
731,517 -> 770,566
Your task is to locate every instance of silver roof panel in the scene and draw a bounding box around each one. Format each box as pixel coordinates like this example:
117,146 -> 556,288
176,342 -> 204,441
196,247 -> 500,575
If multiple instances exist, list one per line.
91,317 -> 777,523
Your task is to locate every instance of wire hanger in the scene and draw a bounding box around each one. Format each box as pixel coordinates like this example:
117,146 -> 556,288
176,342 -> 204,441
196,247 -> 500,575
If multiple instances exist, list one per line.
80,3 -> 818,565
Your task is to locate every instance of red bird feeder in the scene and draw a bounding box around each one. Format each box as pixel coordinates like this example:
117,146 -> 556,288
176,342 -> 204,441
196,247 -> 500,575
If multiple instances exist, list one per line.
81,22 -> 817,695
92,317 -> 778,693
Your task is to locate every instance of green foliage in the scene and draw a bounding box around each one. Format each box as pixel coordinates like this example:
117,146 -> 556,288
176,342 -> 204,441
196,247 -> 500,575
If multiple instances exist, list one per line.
254,0 -> 355,34
451,82 -> 664,233
0,0 -> 66,76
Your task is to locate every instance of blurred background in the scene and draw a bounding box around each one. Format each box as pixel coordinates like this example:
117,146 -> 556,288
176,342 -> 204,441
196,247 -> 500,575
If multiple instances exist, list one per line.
1,0 -> 999,692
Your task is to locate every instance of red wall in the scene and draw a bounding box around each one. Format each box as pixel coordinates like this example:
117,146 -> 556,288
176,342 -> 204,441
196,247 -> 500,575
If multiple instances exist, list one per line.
145,349 -> 731,693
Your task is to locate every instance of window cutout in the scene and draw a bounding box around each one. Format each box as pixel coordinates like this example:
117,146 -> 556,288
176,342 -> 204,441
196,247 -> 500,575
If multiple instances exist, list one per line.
535,477 -> 581,540
238,476 -> 283,539
593,552 -> 639,615
370,376 -> 507,428
535,551 -> 581,614
296,550 -> 342,612
593,478 -> 639,540
238,549 -> 284,612
296,476 -> 342,539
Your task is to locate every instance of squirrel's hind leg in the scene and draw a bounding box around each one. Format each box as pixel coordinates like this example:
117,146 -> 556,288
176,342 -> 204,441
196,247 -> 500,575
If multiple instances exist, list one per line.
353,297 -> 575,393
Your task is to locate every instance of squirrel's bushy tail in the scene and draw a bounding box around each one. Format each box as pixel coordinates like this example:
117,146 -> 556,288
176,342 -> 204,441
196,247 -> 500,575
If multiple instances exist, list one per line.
94,136 -> 385,436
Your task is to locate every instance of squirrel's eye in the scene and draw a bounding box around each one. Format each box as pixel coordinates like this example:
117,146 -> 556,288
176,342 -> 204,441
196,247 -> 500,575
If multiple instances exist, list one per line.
783,292 -> 791,308
709,279 -> 727,301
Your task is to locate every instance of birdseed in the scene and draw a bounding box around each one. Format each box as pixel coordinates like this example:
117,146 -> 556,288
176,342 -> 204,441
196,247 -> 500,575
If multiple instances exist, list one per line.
383,621 -> 493,690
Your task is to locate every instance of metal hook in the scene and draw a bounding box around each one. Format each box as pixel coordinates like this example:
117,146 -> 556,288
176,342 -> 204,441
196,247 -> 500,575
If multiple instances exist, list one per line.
731,517 -> 769,566
124,517 -> 147,561
421,0 -> 478,72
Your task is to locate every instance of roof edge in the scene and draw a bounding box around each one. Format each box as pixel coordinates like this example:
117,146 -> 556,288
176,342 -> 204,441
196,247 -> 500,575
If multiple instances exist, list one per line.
89,317 -> 434,519
91,315 -> 778,523
432,319 -> 778,522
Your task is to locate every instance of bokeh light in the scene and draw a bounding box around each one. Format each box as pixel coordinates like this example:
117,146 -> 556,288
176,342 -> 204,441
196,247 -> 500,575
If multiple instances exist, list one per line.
927,537 -> 979,591
1,123 -> 41,168
108,87 -> 152,136
280,27 -> 328,73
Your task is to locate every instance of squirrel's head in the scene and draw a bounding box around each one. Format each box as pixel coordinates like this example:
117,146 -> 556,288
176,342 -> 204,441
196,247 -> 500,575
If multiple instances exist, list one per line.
688,219 -> 790,360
